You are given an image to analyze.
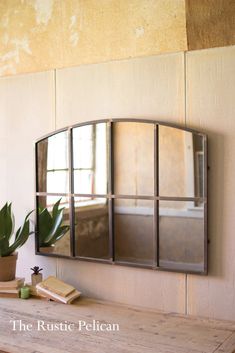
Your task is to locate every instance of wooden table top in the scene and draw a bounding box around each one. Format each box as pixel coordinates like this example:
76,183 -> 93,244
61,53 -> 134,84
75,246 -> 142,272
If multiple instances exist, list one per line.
0,296 -> 235,353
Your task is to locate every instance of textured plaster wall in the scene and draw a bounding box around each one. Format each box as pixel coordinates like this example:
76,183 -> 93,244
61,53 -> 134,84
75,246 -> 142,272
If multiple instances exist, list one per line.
0,0 -> 187,76
1,0 -> 235,77
186,0 -> 235,50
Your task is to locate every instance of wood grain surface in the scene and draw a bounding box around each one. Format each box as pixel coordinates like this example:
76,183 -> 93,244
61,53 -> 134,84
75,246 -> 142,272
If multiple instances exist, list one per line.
0,297 -> 235,353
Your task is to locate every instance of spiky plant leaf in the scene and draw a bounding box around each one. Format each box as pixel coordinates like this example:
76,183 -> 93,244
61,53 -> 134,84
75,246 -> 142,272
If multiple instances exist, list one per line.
46,225 -> 70,246
38,208 -> 53,239
0,238 -> 9,257
14,227 -> 21,242
52,199 -> 62,220
30,266 -> 43,275
42,208 -> 63,244
0,205 -> 34,257
5,210 -> 34,256
38,199 -> 70,247
0,203 -> 13,241
14,210 -> 34,242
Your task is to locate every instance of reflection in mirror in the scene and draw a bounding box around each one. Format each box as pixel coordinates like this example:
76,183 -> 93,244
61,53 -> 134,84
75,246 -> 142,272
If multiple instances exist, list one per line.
36,120 -> 207,274
159,200 -> 205,272
74,197 -> 110,259
37,195 -> 70,256
73,123 -> 108,195
159,126 -> 205,198
114,199 -> 154,265
114,122 -> 154,196
37,131 -> 69,193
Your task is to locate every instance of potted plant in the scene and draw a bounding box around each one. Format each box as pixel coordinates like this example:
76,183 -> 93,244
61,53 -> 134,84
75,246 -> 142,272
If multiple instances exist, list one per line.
38,199 -> 70,252
0,202 -> 33,281
30,266 -> 43,286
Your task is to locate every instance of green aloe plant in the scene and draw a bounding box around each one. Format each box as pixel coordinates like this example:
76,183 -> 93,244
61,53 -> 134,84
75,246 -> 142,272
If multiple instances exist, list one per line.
38,199 -> 70,247
0,202 -> 33,257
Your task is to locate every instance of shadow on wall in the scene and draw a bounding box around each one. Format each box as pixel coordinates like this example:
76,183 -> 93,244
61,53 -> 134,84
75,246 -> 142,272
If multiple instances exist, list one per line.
206,131 -> 225,278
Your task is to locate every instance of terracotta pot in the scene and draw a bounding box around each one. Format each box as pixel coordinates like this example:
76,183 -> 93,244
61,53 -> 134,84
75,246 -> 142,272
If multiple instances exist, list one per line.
0,252 -> 18,281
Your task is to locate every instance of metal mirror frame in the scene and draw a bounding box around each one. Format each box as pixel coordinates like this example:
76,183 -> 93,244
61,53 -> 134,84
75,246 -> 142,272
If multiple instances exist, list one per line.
35,119 -> 208,275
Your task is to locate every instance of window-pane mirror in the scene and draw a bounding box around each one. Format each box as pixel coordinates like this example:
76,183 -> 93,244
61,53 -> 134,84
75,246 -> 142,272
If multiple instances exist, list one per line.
113,122 -> 154,196
114,199 -> 155,266
37,195 -> 71,257
37,131 -> 69,193
36,119 -> 207,274
73,123 -> 108,195
74,197 -> 110,259
159,200 -> 205,272
159,126 -> 205,198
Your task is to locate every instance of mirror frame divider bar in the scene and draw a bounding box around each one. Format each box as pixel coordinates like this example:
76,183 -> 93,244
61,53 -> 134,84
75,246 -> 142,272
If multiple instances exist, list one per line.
204,135 -> 208,274
68,127 -> 75,257
109,121 -> 115,261
154,124 -> 159,268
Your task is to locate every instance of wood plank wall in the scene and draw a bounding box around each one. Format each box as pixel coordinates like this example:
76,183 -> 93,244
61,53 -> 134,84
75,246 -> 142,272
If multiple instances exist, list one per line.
0,46 -> 235,321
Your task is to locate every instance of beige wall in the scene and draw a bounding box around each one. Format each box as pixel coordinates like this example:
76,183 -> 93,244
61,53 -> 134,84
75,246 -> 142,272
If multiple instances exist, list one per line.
0,46 -> 235,321
0,71 -> 57,279
186,46 -> 235,320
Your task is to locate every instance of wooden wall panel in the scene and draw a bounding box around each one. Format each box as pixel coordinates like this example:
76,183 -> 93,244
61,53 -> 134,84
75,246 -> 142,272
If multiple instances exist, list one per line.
57,259 -> 186,313
186,46 -> 235,320
56,53 -> 185,128
0,71 -> 57,282
56,52 -> 186,313
2,47 -> 235,320
0,83 -> 7,202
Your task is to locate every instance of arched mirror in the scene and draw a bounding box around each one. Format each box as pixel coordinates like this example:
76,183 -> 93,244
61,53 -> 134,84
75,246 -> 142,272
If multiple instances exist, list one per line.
36,119 -> 207,274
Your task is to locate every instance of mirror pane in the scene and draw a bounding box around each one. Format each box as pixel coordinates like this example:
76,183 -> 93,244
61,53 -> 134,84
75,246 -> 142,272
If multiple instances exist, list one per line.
37,195 -> 70,256
159,200 -> 205,272
74,197 -> 110,259
113,122 -> 154,196
37,131 -> 69,193
114,199 -> 154,265
159,126 -> 205,198
73,123 -> 108,195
